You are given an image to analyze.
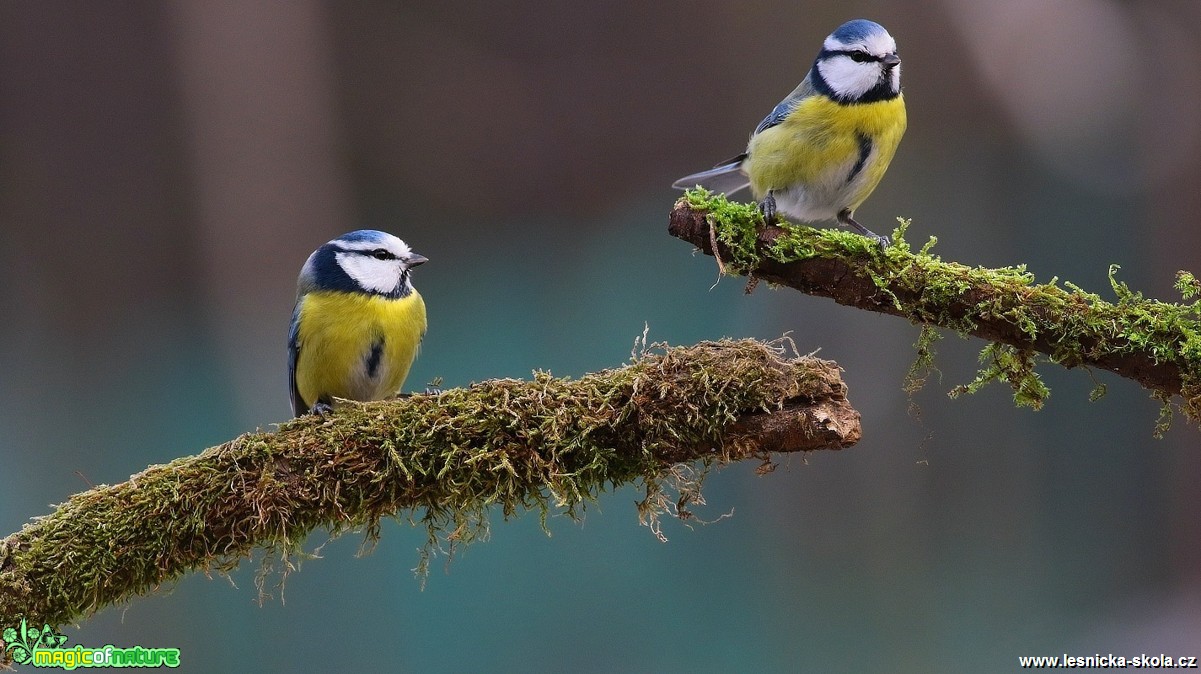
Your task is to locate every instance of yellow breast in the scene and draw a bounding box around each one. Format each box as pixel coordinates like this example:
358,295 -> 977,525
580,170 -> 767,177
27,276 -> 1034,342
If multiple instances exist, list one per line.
294,289 -> 427,409
745,94 -> 906,212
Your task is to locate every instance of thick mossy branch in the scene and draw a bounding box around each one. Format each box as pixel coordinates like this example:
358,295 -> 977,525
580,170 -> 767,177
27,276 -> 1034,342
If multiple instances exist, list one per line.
669,190 -> 1201,421
0,339 -> 859,631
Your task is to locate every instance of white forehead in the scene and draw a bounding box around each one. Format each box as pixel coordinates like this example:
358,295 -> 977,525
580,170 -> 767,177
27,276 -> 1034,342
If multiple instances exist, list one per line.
824,29 -> 896,56
332,232 -> 412,257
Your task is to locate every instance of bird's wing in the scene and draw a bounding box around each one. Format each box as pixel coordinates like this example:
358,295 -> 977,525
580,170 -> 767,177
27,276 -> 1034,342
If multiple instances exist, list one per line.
673,74 -> 816,195
753,73 -> 817,135
288,301 -> 306,417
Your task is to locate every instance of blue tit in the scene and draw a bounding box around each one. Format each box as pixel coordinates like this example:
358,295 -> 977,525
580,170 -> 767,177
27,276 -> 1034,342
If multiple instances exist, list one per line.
673,19 -> 906,245
288,230 -> 428,417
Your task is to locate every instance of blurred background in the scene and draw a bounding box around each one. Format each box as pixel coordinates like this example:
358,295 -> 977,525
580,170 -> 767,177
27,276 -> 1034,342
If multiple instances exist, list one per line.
2,0 -> 1200,671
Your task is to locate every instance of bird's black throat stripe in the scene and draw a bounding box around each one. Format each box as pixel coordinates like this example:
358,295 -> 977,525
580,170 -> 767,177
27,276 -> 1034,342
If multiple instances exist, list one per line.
848,133 -> 873,183
366,337 -> 385,378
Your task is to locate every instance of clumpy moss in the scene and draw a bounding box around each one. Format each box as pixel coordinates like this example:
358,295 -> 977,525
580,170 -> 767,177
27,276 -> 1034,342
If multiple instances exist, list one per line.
949,343 -> 1049,410
0,339 -> 843,631
904,324 -> 942,397
680,189 -> 1201,426
683,187 -> 887,272
684,188 -> 764,267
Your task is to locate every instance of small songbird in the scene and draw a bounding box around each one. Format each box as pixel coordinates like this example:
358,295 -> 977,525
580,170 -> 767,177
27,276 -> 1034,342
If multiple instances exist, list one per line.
288,230 -> 428,417
673,19 -> 906,245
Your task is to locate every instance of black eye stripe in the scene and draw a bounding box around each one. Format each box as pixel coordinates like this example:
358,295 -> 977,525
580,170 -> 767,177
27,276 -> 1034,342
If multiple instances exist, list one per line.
826,49 -> 881,62
330,244 -> 402,261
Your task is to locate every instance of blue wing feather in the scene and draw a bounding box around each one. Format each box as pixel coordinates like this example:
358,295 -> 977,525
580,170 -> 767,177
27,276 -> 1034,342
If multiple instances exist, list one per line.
672,73 -> 819,195
288,300 -> 306,417
753,73 -> 817,135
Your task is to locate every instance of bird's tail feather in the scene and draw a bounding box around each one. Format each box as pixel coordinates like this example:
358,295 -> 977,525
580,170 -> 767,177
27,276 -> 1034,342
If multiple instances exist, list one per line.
671,158 -> 750,195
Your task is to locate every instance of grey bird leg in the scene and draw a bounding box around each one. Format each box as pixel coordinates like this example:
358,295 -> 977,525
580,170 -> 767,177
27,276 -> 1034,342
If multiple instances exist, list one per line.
760,190 -> 778,226
838,209 -> 890,248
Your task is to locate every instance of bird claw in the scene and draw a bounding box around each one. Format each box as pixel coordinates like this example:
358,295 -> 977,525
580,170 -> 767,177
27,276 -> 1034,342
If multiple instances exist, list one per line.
760,192 -> 778,226
838,209 -> 890,249
424,377 -> 444,395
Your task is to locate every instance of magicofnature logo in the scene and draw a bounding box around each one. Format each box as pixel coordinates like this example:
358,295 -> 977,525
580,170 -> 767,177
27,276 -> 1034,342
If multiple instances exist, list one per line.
3,618 -> 180,669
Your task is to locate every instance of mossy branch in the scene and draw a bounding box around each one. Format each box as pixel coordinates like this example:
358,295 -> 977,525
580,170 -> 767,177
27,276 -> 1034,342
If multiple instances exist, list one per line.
668,191 -> 1201,423
0,339 -> 859,636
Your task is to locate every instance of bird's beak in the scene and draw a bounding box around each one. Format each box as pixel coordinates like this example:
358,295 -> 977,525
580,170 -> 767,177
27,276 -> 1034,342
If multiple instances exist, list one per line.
406,253 -> 429,267
883,53 -> 900,68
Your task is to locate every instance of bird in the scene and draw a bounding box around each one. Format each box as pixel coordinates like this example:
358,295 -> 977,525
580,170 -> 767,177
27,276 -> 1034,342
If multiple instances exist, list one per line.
672,19 -> 906,246
288,230 -> 428,417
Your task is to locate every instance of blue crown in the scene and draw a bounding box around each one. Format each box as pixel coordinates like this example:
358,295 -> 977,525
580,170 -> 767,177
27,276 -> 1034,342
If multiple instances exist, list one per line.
335,229 -> 389,245
830,19 -> 886,44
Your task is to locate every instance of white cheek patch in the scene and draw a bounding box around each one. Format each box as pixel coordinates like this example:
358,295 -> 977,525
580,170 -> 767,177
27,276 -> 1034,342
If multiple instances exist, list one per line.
817,56 -> 882,100
336,252 -> 402,294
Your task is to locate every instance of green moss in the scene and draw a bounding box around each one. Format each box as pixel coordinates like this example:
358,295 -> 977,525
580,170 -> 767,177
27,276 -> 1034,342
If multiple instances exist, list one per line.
904,324 -> 942,396
0,339 -> 842,631
1174,271 -> 1201,301
682,191 -> 1201,425
949,343 -> 1049,410
684,188 -> 764,272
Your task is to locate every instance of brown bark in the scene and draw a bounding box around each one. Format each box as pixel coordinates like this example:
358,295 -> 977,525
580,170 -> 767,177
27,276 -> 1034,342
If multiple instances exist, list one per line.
668,200 -> 1188,398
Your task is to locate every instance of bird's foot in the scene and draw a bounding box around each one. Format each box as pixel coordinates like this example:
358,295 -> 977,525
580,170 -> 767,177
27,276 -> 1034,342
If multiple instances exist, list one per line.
838,210 -> 890,249
310,401 -> 334,417
760,191 -> 778,226
424,377 -> 444,395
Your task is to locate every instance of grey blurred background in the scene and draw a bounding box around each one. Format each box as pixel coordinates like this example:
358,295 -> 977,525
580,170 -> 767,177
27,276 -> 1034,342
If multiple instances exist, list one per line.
2,1 -> 1200,671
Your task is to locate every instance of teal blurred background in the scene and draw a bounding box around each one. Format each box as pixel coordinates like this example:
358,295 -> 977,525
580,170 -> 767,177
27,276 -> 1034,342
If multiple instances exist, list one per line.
3,1 -> 1200,671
